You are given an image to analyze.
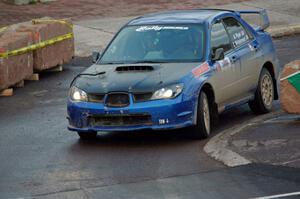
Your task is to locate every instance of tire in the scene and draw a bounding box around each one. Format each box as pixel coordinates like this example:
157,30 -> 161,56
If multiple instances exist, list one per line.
248,68 -> 274,114
77,131 -> 97,139
190,91 -> 211,139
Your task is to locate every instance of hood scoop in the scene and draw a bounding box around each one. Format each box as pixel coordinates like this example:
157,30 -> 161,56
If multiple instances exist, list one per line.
115,65 -> 154,72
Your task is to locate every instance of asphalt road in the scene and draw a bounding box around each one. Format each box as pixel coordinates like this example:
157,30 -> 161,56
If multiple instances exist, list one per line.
0,35 -> 300,199
229,115 -> 300,168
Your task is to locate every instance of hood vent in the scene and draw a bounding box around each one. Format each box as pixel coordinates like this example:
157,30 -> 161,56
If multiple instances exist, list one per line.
115,65 -> 154,72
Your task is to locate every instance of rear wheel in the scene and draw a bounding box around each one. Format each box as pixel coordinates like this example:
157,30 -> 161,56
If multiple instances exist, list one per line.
248,68 -> 274,114
190,91 -> 211,139
77,131 -> 97,139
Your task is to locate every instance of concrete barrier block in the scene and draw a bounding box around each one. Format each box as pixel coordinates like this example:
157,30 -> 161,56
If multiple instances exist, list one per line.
4,0 -> 54,5
15,18 -> 74,71
39,0 -> 56,2
0,32 -> 33,91
280,60 -> 300,114
5,0 -> 31,5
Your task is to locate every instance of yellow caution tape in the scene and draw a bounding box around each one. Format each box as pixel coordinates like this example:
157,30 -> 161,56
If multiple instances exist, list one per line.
32,19 -> 73,29
0,32 -> 73,58
0,26 -> 8,33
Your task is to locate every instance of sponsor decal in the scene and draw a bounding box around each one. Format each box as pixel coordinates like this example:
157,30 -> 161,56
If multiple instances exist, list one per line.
214,62 -> 222,72
159,118 -> 169,125
192,62 -> 210,77
232,30 -> 249,47
215,57 -> 234,72
136,26 -> 189,32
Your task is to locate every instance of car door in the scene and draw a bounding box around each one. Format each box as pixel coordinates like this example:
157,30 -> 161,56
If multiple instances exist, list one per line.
223,17 -> 260,98
210,19 -> 241,105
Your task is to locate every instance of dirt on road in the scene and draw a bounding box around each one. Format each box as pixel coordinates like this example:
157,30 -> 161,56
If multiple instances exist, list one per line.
1,0 -> 249,26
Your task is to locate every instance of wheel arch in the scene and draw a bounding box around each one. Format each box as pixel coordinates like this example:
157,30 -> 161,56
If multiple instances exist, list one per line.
261,61 -> 278,100
199,82 -> 218,124
201,83 -> 215,104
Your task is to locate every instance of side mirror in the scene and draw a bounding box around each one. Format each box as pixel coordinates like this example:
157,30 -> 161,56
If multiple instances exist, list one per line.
92,51 -> 101,63
212,48 -> 225,61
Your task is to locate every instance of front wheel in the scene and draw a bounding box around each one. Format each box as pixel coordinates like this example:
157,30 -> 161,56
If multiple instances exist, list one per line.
248,68 -> 274,114
190,91 -> 211,139
77,131 -> 97,139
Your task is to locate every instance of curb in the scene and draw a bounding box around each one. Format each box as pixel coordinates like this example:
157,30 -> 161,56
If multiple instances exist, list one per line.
204,110 -> 284,167
268,24 -> 300,38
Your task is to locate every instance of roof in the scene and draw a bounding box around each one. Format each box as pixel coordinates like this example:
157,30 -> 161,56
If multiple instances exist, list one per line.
128,9 -> 234,25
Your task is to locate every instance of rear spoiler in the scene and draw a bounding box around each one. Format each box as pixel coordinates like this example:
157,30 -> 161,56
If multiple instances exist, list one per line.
236,9 -> 270,31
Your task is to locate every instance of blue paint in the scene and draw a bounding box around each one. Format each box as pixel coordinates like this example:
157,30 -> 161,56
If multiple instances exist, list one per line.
67,9 -> 279,133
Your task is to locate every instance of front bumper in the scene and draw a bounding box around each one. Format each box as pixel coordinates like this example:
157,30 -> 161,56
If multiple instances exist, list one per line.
67,95 -> 196,132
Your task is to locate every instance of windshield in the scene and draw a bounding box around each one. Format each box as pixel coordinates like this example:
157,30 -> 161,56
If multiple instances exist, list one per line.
99,24 -> 205,64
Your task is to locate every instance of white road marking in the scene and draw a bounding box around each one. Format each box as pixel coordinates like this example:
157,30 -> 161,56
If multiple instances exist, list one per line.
252,191 -> 300,199
280,71 -> 300,81
278,158 -> 300,165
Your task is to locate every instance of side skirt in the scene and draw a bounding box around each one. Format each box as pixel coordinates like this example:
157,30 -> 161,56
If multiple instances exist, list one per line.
218,95 -> 254,113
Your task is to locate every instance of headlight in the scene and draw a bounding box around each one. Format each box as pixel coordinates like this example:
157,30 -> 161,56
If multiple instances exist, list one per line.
151,83 -> 184,100
69,86 -> 88,102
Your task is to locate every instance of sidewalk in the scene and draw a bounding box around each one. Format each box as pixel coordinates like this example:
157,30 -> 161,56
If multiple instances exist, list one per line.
0,0 -> 250,26
73,0 -> 300,57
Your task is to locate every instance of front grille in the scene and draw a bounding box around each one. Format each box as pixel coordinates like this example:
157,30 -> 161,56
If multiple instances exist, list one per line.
88,93 -> 105,103
105,93 -> 130,107
89,114 -> 152,126
133,92 -> 153,102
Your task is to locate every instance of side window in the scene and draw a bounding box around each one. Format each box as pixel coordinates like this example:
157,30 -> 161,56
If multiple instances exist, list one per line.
223,17 -> 250,48
211,20 -> 232,55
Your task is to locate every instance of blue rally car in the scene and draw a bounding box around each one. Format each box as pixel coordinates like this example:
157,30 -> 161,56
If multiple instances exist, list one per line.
67,9 -> 279,139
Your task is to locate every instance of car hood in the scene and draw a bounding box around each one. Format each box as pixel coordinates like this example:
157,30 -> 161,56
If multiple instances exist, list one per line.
73,62 -> 201,94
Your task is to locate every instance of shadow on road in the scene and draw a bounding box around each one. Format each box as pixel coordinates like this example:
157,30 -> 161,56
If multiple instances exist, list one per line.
67,104 -> 274,150
74,128 -> 197,147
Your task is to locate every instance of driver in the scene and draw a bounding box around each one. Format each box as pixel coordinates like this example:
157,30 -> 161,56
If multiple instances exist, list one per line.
141,31 -> 163,60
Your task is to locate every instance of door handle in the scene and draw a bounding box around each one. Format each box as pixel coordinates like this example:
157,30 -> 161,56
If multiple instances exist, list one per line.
253,44 -> 259,51
231,55 -> 238,63
251,42 -> 260,51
